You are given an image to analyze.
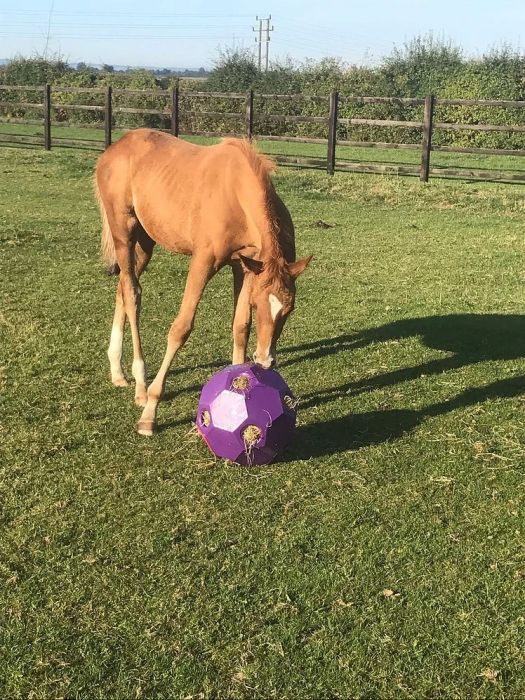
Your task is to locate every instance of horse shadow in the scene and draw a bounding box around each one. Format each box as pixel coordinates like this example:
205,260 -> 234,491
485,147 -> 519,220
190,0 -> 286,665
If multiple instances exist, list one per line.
280,313 -> 525,459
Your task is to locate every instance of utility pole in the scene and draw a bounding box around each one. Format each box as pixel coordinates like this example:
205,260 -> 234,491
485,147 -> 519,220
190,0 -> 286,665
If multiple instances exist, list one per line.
253,15 -> 274,71
43,0 -> 55,60
264,16 -> 274,71
253,17 -> 262,71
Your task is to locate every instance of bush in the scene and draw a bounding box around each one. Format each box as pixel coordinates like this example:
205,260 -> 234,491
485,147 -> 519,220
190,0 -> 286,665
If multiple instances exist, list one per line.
1,39 -> 524,149
0,54 -> 70,85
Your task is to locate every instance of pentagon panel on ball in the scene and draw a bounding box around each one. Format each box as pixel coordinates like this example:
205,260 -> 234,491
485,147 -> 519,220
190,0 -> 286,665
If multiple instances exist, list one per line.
196,363 -> 297,466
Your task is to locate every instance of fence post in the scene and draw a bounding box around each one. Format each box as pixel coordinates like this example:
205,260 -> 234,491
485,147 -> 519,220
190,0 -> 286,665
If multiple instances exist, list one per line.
171,81 -> 180,137
327,90 -> 339,175
43,83 -> 51,150
420,94 -> 435,182
104,85 -> 112,149
246,89 -> 254,139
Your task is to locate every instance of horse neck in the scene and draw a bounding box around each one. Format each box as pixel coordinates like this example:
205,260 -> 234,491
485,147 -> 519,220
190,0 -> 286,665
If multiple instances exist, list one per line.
258,191 -> 293,266
260,228 -> 288,269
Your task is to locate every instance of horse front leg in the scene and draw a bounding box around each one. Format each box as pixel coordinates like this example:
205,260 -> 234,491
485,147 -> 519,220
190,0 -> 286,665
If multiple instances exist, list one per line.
231,262 -> 252,365
137,254 -> 216,436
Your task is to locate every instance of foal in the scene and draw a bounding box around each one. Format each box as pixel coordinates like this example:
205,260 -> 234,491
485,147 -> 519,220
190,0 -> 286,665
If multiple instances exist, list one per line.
95,129 -> 311,435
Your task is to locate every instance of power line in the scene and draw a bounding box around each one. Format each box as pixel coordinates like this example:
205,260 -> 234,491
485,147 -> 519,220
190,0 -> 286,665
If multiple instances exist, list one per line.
0,8 -> 394,65
0,10 -> 253,18
3,21 -> 249,30
0,32 -> 244,41
279,16 -> 394,42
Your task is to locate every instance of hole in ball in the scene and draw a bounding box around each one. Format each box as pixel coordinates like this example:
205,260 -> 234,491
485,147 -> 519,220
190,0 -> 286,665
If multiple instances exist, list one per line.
201,410 -> 211,427
242,424 -> 262,446
231,374 -> 251,391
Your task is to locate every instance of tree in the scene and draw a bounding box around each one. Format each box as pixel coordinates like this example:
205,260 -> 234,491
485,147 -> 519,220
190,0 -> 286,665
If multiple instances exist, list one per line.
207,47 -> 258,91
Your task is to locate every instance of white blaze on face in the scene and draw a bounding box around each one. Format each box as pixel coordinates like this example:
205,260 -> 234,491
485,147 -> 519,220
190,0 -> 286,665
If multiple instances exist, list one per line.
268,293 -> 283,321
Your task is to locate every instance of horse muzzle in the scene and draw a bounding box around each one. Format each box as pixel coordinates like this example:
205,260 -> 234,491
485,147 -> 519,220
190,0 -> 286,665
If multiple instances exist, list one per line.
253,352 -> 276,370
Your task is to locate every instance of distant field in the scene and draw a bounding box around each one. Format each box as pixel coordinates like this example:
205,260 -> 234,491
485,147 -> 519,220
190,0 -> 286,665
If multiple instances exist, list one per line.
1,143 -> 525,698
1,121 -> 525,177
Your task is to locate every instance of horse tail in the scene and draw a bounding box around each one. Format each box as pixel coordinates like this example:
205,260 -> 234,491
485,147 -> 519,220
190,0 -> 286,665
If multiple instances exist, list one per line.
94,175 -> 120,275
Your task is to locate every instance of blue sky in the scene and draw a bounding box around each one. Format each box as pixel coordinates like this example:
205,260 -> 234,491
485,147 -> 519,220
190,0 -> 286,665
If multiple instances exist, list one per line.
0,0 -> 523,69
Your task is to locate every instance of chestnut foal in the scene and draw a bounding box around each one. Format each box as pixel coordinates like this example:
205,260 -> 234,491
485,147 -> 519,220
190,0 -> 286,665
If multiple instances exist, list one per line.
95,129 -> 311,435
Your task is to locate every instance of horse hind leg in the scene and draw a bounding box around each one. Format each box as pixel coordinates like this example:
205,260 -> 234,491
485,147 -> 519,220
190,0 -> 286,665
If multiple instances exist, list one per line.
129,229 -> 155,406
107,223 -> 154,406
108,278 -> 128,387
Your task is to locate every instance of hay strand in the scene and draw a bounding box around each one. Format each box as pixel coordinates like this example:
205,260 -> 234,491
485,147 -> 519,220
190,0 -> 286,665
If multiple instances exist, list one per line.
242,424 -> 262,465
283,394 -> 299,411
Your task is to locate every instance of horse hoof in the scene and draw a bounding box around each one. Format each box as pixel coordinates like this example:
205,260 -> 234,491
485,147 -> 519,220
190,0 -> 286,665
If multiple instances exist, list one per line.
135,395 -> 148,408
137,419 -> 155,436
112,377 -> 129,388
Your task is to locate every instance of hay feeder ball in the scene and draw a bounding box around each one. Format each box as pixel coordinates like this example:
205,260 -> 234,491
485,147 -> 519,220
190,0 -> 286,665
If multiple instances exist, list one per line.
196,363 -> 297,465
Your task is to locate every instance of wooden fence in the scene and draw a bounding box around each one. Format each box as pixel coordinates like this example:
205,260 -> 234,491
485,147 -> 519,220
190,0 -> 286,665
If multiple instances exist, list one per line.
1,84 -> 525,183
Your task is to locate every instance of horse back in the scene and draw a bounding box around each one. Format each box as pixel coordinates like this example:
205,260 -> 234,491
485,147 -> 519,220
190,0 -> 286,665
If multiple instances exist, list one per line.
95,129 -> 291,262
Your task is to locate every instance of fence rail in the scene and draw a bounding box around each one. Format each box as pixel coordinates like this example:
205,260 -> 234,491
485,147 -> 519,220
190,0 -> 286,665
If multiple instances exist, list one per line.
1,84 -> 525,183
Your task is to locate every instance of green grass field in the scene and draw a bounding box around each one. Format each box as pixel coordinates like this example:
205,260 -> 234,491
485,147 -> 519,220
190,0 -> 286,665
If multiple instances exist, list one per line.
2,121 -> 525,177
1,139 -> 525,698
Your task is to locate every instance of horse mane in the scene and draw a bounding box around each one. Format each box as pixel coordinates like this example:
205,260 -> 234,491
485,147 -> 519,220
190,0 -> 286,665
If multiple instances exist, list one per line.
222,138 -> 287,279
221,137 -> 276,183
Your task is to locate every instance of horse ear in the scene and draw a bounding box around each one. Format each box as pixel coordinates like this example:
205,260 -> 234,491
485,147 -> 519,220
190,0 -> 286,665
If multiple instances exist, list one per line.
288,255 -> 313,279
239,254 -> 265,275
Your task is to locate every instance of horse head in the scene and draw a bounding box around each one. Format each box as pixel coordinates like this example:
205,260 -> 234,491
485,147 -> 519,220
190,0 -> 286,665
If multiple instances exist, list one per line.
240,254 -> 312,368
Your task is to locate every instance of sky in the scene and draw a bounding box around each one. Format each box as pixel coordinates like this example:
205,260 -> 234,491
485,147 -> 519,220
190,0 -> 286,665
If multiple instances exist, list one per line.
0,0 -> 523,69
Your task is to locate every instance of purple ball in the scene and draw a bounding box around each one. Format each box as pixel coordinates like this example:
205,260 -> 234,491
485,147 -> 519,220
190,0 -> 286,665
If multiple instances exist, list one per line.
196,362 -> 297,466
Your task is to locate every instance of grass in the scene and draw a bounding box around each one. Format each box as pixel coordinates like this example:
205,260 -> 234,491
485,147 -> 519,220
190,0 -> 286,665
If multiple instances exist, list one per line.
1,140 -> 525,698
